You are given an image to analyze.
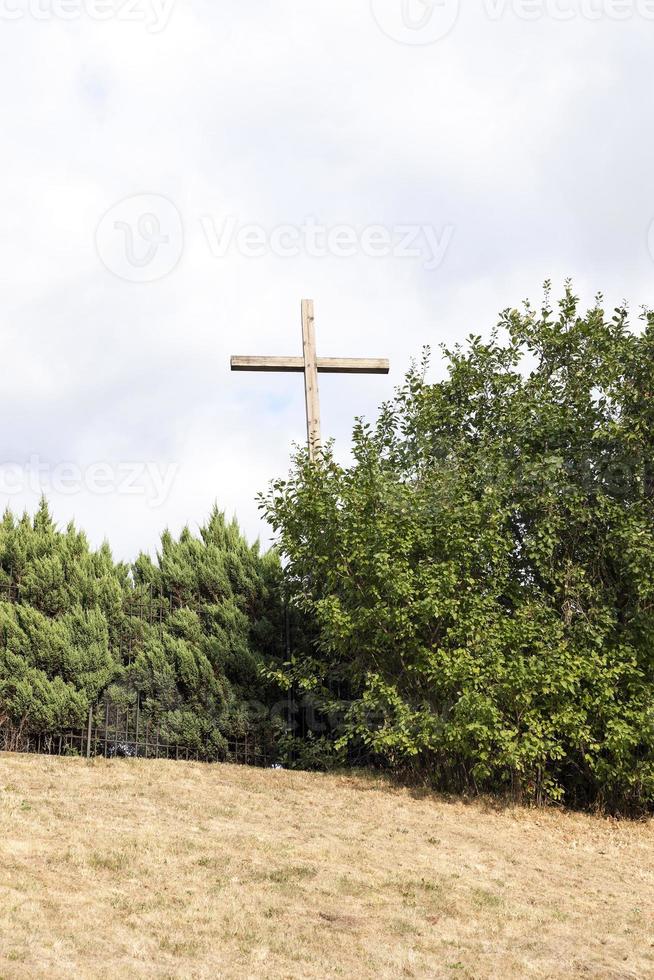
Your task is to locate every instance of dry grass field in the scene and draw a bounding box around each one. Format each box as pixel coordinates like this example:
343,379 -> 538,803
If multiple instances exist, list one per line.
0,755 -> 652,980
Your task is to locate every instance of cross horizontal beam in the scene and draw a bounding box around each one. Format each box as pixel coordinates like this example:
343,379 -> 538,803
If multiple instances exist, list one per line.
230,355 -> 389,375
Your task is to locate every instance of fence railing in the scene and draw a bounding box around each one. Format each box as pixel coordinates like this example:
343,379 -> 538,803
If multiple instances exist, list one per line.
0,581 -> 283,768
0,727 -> 276,767
0,697 -> 279,768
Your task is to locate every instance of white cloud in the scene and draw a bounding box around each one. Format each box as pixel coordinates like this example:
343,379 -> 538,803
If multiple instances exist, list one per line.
0,1 -> 651,557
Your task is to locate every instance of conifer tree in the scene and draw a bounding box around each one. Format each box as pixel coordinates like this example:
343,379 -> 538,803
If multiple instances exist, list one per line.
0,501 -> 285,755
129,507 -> 284,752
0,500 -> 120,735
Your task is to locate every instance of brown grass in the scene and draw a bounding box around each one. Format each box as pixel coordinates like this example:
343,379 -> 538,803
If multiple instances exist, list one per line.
0,754 -> 652,979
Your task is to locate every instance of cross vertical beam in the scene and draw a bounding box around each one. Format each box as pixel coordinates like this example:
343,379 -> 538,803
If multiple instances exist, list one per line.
301,299 -> 321,460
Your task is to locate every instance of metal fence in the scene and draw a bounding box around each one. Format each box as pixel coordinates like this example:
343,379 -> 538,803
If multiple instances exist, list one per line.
0,697 -> 279,768
0,574 -> 286,768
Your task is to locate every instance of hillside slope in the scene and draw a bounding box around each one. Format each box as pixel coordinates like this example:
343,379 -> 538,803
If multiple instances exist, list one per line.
0,755 -> 652,979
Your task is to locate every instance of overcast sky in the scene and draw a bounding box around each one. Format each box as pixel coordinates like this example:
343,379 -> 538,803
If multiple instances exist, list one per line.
1,0 -> 652,559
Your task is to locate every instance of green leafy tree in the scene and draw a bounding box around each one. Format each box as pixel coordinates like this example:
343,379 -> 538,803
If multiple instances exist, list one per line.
262,284 -> 654,811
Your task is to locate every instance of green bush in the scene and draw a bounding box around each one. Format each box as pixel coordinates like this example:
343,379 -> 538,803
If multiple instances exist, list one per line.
0,504 -> 119,733
262,285 -> 654,813
0,502 -> 285,753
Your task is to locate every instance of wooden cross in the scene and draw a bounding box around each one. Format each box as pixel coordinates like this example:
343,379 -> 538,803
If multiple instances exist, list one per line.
231,299 -> 390,460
